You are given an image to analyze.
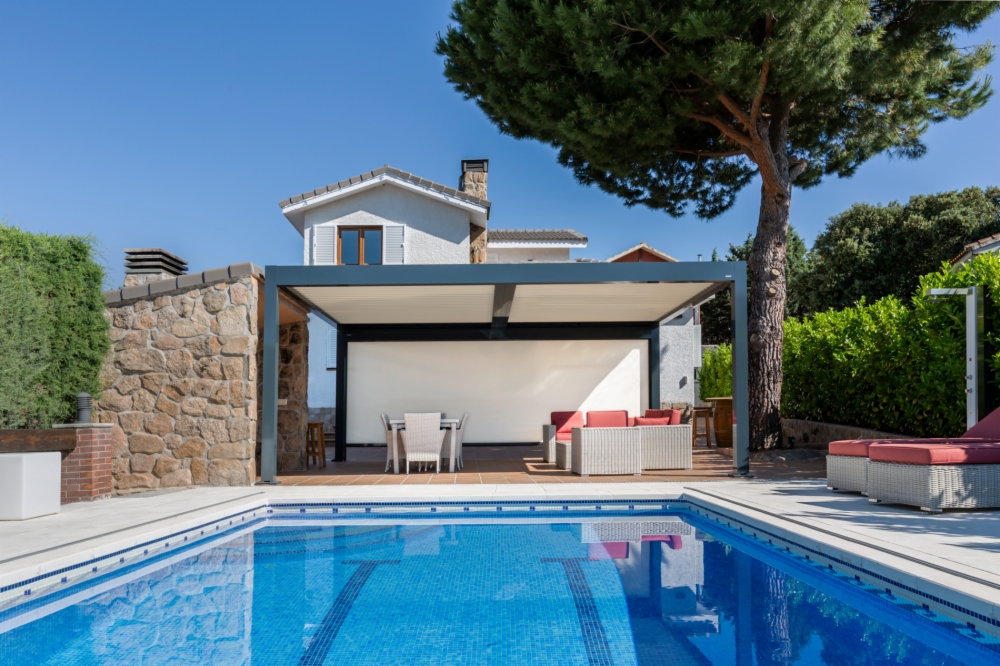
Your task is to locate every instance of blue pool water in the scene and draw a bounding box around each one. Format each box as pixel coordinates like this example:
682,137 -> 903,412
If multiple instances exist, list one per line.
1,509 -> 998,665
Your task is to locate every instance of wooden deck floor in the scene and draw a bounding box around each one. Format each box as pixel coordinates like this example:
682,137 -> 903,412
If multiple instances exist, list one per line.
275,445 -> 826,486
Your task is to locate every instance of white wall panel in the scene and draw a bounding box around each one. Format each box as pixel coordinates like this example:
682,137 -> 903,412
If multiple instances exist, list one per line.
346,340 -> 648,444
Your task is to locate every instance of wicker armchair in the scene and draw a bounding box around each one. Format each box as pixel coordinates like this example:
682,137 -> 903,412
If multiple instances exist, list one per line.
441,413 -> 468,470
571,427 -> 642,477
380,414 -> 399,472
637,425 -> 692,470
400,413 -> 447,474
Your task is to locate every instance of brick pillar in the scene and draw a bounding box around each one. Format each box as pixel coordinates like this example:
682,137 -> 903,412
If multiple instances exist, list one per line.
59,424 -> 114,503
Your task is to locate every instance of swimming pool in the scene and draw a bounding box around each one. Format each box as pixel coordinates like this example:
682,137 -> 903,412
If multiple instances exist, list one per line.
1,503 -> 997,665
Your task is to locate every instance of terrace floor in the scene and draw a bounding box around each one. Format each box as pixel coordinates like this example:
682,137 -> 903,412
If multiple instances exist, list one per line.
273,445 -> 827,486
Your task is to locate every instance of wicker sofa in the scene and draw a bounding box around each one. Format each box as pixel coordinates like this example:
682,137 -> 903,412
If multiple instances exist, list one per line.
544,409 -> 692,475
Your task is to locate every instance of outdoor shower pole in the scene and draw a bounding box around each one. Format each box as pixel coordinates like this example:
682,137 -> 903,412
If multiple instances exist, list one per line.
925,286 -> 986,429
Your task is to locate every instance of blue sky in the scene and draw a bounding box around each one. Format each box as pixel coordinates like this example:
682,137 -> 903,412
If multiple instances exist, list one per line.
2,2 -> 999,285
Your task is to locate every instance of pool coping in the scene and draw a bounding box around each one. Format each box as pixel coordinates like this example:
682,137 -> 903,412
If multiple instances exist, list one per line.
0,482 -> 998,641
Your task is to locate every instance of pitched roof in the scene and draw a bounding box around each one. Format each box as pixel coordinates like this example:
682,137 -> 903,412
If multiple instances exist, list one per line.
950,232 -> 1000,266
278,165 -> 491,210
606,242 -> 678,263
105,263 -> 264,305
488,229 -> 588,243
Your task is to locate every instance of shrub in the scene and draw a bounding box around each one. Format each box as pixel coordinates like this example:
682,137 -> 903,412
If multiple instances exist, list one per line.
700,344 -> 733,401
0,225 -> 109,428
699,253 -> 1000,437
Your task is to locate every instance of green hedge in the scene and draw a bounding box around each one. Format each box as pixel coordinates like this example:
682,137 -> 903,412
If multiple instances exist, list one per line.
0,225 -> 109,428
700,344 -> 733,401
699,253 -> 1000,437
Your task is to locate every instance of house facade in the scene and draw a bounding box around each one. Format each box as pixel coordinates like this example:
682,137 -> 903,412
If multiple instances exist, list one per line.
278,160 -> 706,437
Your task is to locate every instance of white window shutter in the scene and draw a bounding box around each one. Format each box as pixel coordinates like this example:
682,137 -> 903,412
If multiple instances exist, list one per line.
326,325 -> 338,369
314,226 -> 336,265
384,225 -> 404,264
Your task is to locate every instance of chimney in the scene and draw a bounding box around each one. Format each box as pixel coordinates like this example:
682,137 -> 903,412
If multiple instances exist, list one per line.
460,160 -> 489,264
123,248 -> 188,287
460,159 -> 488,200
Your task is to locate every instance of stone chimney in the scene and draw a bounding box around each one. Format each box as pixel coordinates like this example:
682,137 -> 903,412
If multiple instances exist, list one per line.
460,159 -> 489,264
123,248 -> 188,287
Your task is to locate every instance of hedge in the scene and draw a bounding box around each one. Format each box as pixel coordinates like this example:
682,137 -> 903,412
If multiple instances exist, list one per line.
700,252 -> 1000,437
699,344 -> 732,401
0,225 -> 109,428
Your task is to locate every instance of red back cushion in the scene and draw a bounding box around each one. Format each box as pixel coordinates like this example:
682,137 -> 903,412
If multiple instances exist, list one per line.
666,409 -> 682,425
587,410 -> 629,428
634,417 -> 673,426
963,405 -> 1000,438
644,409 -> 665,418
551,411 -> 584,435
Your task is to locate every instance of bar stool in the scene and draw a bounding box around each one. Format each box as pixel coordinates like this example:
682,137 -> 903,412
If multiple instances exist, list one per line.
692,408 -> 712,447
306,422 -> 327,468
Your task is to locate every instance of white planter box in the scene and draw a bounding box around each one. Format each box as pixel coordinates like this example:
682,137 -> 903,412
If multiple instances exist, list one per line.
0,452 -> 61,520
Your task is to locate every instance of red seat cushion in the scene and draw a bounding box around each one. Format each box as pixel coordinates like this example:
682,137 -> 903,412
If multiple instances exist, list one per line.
552,411 -> 584,442
963,405 -> 1000,438
644,409 -> 665,418
830,438 -> 999,457
635,417 -> 673,426
587,410 -> 629,428
870,442 -> 1000,465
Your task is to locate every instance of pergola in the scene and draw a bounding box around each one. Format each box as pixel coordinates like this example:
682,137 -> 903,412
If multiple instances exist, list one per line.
259,261 -> 749,481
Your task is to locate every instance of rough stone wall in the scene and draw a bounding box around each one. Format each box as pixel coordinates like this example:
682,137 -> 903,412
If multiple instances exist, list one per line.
469,224 -> 487,264
98,277 -> 259,492
255,321 -> 310,472
781,418 -> 912,450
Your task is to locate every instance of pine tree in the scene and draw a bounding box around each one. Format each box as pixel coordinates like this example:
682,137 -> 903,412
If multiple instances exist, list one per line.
437,0 -> 996,448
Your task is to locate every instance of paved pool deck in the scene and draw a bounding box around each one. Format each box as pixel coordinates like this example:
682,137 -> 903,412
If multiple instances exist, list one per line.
2,480 -> 998,636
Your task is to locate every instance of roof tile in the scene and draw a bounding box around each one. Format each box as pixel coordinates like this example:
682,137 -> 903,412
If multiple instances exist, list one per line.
488,229 -> 588,243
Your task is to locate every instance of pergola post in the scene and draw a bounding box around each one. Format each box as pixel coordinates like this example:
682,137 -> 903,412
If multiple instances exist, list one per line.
731,267 -> 750,477
258,276 -> 280,484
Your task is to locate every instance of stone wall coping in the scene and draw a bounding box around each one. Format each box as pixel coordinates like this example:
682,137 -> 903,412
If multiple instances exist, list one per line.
52,423 -> 116,429
104,262 -> 264,305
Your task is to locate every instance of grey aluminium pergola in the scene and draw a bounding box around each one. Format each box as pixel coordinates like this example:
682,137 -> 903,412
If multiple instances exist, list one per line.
259,261 -> 749,482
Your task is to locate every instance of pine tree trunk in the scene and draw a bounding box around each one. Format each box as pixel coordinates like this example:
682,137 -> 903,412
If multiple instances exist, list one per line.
747,179 -> 791,450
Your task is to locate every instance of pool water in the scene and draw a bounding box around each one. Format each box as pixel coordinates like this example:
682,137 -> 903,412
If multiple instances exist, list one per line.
1,511 -> 997,665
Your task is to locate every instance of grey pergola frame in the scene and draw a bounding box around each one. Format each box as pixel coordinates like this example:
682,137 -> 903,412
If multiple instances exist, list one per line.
259,261 -> 749,482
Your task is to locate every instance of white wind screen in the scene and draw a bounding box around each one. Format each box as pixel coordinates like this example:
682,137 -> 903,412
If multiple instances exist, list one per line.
346,339 -> 648,444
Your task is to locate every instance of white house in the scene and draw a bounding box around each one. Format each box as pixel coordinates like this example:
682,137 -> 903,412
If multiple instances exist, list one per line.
278,160 -> 705,434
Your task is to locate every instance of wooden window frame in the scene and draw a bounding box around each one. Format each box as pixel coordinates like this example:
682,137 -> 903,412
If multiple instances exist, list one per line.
337,226 -> 383,266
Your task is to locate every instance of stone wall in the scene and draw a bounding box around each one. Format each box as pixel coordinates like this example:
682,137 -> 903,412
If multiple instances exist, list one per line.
255,321 -> 310,472
98,276 -> 260,492
781,418 -> 912,449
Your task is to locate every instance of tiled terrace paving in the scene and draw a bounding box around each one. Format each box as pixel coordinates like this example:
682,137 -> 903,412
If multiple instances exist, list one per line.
273,446 -> 826,485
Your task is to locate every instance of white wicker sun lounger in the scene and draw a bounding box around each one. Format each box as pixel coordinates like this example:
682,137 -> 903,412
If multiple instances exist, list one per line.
571,427 -> 642,476
867,461 -> 1000,512
637,425 -> 692,470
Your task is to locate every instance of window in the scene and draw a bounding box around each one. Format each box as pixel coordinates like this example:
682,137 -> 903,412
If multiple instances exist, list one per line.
338,227 -> 382,265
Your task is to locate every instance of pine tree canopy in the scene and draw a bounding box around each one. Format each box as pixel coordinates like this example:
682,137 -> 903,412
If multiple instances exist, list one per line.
436,1 -> 996,218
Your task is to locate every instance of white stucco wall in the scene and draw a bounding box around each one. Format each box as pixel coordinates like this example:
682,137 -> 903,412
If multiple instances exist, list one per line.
659,307 -> 702,406
346,339 -> 649,444
487,247 -> 572,263
302,184 -> 471,265
307,314 -> 337,409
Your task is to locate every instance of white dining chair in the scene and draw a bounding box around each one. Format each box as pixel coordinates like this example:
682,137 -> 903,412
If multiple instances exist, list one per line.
400,413 -> 446,474
380,414 -> 397,472
454,413 -> 468,470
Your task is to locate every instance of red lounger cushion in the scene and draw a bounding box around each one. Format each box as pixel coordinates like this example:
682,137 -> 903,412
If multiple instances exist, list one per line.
870,442 -> 1000,465
963,404 -> 1000,438
551,411 -> 584,442
635,417 -> 673,426
830,438 -> 1000,457
587,410 -> 629,428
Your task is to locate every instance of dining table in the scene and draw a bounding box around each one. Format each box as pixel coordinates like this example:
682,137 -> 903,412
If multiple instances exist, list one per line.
388,418 -> 460,474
